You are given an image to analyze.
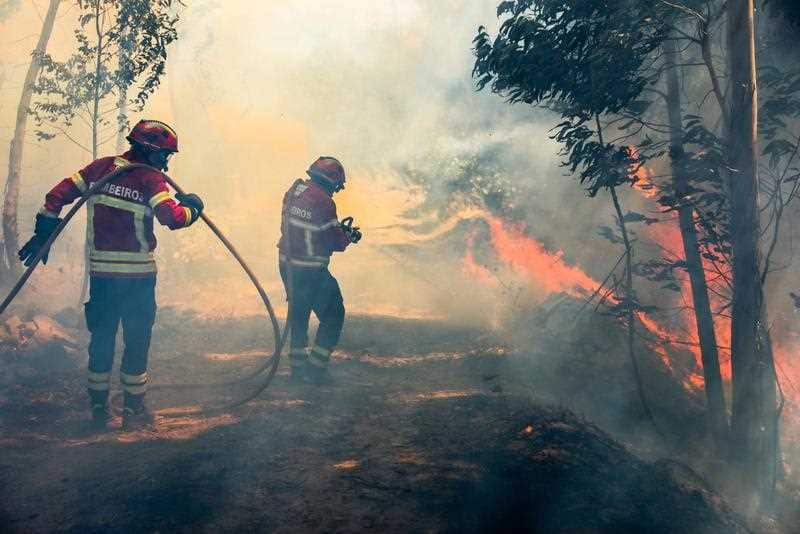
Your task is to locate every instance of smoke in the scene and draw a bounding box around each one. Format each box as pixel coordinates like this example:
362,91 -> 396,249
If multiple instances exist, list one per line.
1,0 -> 799,504
0,0 -> 698,323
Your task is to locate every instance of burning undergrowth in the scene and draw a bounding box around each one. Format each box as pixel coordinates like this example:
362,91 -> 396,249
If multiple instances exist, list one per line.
379,200 -> 800,493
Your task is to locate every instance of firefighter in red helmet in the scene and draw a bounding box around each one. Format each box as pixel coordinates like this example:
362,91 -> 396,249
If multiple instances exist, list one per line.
278,156 -> 361,384
18,119 -> 204,431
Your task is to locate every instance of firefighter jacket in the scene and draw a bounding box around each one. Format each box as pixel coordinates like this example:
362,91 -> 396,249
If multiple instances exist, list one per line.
277,178 -> 349,268
40,151 -> 197,277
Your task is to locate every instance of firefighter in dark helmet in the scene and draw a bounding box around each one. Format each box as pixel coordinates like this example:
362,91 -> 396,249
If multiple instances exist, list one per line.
277,156 -> 361,384
18,119 -> 204,430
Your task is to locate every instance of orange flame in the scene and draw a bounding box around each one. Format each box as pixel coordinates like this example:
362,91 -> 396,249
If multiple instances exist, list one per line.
462,232 -> 499,288
631,165 -> 799,422
460,211 -> 691,381
485,217 -> 597,298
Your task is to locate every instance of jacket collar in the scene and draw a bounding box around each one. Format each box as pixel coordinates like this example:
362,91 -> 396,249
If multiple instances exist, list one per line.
121,149 -> 148,164
308,175 -> 334,197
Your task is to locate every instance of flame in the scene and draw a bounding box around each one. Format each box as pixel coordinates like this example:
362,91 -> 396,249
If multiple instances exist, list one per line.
630,165 -> 800,424
632,156 -> 658,199
463,232 -> 499,287
485,217 -> 597,298
459,210 -> 693,381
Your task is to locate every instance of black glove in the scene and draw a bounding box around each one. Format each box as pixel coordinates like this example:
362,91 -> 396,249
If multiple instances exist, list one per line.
340,216 -> 362,244
18,213 -> 62,267
347,227 -> 362,244
175,192 -> 204,221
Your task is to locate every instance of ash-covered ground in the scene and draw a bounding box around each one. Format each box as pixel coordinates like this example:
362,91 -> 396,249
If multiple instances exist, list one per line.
1,304 -> 783,533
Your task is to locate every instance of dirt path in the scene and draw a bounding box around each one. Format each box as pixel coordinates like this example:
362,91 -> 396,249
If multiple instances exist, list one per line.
0,312 -> 749,533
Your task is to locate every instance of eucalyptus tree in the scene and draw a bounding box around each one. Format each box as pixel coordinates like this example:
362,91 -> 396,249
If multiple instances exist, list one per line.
474,0 -> 795,507
31,0 -> 180,159
474,0 -> 674,442
22,0 -> 179,298
2,0 -> 60,280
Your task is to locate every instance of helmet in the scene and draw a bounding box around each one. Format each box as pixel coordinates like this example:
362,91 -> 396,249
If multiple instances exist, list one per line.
306,156 -> 346,191
126,119 -> 179,153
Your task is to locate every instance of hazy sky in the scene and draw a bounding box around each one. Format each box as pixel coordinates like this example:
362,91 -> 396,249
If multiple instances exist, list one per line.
0,1 -> 676,323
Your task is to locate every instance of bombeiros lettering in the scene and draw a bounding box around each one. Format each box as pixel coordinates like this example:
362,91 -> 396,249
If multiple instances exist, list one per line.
290,205 -> 313,220
100,182 -> 143,202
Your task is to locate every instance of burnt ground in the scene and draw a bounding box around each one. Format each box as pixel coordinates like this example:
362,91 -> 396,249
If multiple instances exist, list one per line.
0,309 -> 765,533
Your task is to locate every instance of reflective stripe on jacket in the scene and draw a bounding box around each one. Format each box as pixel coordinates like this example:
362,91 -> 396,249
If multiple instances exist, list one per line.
277,179 -> 349,268
41,151 -> 196,277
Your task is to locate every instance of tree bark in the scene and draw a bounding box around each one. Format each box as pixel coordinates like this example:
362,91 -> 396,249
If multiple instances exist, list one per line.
2,0 -> 61,279
116,87 -> 128,153
727,0 -> 779,506
91,0 -> 103,160
596,116 -> 662,437
663,38 -> 729,445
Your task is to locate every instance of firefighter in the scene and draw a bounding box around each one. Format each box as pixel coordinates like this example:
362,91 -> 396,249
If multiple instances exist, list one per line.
18,119 -> 204,430
277,156 -> 361,384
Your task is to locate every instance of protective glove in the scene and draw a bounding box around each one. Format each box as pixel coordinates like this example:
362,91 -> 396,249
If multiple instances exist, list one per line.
347,227 -> 362,244
340,216 -> 362,244
175,192 -> 204,221
18,213 -> 62,267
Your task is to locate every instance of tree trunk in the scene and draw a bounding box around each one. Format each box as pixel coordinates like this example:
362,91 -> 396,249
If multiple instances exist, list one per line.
91,0 -> 103,160
80,0 -> 104,305
727,0 -> 779,506
2,0 -> 61,280
116,87 -> 128,153
596,116 -> 662,437
663,38 -> 729,445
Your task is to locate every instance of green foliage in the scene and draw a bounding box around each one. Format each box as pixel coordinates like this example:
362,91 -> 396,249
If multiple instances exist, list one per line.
473,0 -> 678,196
474,0 -> 668,116
31,0 -> 180,149
760,66 -> 800,171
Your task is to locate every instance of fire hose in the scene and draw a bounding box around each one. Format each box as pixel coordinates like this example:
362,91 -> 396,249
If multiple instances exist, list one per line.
0,163 -> 286,408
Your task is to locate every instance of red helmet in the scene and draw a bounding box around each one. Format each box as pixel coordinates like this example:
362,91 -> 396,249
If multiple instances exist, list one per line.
307,156 -> 346,191
126,119 -> 179,153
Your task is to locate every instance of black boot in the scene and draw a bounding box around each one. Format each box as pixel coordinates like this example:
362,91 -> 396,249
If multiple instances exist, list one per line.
88,389 -> 111,431
122,393 -> 154,431
289,365 -> 308,385
305,365 -> 332,386
288,348 -> 309,385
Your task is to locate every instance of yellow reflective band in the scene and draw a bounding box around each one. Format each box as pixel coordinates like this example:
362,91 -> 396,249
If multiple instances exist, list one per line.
38,207 -> 59,218
289,217 -> 322,231
182,206 -> 194,227
149,191 -> 170,209
70,172 -> 88,193
93,194 -> 152,216
122,382 -> 147,394
86,198 -> 96,251
88,371 -> 111,382
304,229 -> 314,256
114,157 -> 131,167
90,250 -> 154,262
120,371 -> 148,385
88,381 -> 110,391
278,254 -> 330,268
90,261 -> 157,274
311,345 -> 331,357
133,211 -> 149,253
308,355 -> 329,368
